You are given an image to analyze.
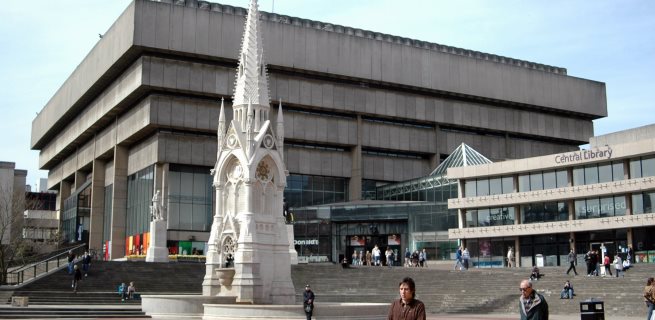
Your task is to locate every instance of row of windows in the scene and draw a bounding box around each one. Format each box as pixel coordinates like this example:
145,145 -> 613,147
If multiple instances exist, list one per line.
630,156 -> 655,179
284,174 -> 349,208
378,183 -> 457,202
126,166 -> 154,236
572,162 -> 624,186
167,166 -> 213,232
465,176 -> 514,197
521,202 -> 568,224
519,170 -> 568,192
632,191 -> 655,215
574,196 -> 626,219
465,156 -> 655,198
466,195 -> 632,228
466,207 -> 516,227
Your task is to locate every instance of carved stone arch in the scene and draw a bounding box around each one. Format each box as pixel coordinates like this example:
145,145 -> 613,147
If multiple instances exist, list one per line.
251,153 -> 285,187
215,152 -> 248,186
221,235 -> 237,254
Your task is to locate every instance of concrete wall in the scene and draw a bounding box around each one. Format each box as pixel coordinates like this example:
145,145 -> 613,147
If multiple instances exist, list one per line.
32,0 -> 606,151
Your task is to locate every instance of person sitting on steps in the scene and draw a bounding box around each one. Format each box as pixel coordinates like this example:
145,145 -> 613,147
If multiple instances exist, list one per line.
530,265 -> 542,281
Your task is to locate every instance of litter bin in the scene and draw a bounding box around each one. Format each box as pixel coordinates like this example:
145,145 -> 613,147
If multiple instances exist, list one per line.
535,254 -> 544,267
580,299 -> 604,320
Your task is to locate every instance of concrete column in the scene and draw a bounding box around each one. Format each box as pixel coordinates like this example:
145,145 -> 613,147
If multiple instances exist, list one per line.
429,124 -> 441,168
89,160 -> 106,253
57,180 -> 72,214
110,145 -> 128,260
349,115 -> 362,201
73,171 -> 86,191
569,232 -> 576,251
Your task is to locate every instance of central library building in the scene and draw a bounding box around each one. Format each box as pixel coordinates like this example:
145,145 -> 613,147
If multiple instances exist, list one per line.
32,0 -> 608,261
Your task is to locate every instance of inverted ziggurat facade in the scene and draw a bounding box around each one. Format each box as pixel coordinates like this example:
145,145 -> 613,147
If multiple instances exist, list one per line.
32,0 -> 606,261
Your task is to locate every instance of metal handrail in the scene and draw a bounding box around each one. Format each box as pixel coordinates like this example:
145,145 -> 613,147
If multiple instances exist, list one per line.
4,243 -> 87,286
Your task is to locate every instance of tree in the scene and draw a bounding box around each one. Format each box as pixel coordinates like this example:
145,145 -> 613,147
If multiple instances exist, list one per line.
0,182 -> 33,285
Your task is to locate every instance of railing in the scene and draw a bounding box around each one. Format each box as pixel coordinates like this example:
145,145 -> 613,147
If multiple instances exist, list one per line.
4,243 -> 87,286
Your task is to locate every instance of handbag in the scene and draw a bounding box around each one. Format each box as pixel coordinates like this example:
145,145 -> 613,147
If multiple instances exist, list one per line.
304,304 -> 313,313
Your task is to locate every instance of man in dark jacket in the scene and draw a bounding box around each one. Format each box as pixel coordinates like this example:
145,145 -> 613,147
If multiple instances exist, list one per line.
519,279 -> 548,320
303,284 -> 315,320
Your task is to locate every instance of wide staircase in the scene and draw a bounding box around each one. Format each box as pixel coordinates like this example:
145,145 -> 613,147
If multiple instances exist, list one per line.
2,260 -> 653,318
290,263 -> 655,318
2,260 -> 205,318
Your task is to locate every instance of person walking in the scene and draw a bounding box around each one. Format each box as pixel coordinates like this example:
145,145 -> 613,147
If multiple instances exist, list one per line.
519,279 -> 549,320
454,246 -> 463,271
566,249 -> 578,276
373,245 -> 381,266
365,250 -> 372,266
644,277 -> 655,320
385,247 -> 393,268
602,254 -> 612,276
420,249 -> 428,267
72,265 -> 82,293
67,250 -> 76,274
613,254 -> 623,278
303,284 -> 315,320
387,277 -> 426,320
584,250 -> 593,276
405,248 -> 411,267
462,248 -> 470,270
507,247 -> 515,268
81,251 -> 92,277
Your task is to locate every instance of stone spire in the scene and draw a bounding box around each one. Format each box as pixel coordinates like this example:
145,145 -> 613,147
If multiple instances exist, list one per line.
232,0 -> 270,132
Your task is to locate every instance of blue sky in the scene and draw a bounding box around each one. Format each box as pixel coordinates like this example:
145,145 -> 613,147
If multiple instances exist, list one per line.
0,0 -> 653,186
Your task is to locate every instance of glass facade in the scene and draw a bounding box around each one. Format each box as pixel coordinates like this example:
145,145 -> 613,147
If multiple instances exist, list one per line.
520,202 -> 568,224
62,182 -> 91,244
284,174 -> 349,208
167,164 -> 212,231
466,207 -> 515,227
573,161 -> 625,186
630,156 -> 655,178
519,170 -> 568,192
519,234 -> 570,267
126,166 -> 154,236
465,237 -> 515,268
465,176 -> 514,197
575,196 -> 627,219
631,191 -> 655,215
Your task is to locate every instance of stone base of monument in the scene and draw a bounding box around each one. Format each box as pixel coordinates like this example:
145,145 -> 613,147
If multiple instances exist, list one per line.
287,224 -> 298,265
142,295 -> 387,319
145,220 -> 169,263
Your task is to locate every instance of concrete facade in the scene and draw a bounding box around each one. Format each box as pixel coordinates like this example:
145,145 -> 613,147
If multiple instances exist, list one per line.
447,127 -> 655,267
31,0 -> 607,259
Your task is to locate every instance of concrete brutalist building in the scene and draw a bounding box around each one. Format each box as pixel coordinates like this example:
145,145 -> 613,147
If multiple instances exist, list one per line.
30,0 -> 607,260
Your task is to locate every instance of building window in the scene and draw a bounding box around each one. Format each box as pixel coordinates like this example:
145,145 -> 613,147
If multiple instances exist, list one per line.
466,207 -> 515,227
519,170 -> 568,192
521,202 -> 568,224
126,166 -> 154,236
630,156 -> 655,179
632,191 -> 655,215
574,161 -> 625,186
465,176 -> 515,197
284,174 -> 349,208
575,196 -> 627,219
167,165 -> 212,232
